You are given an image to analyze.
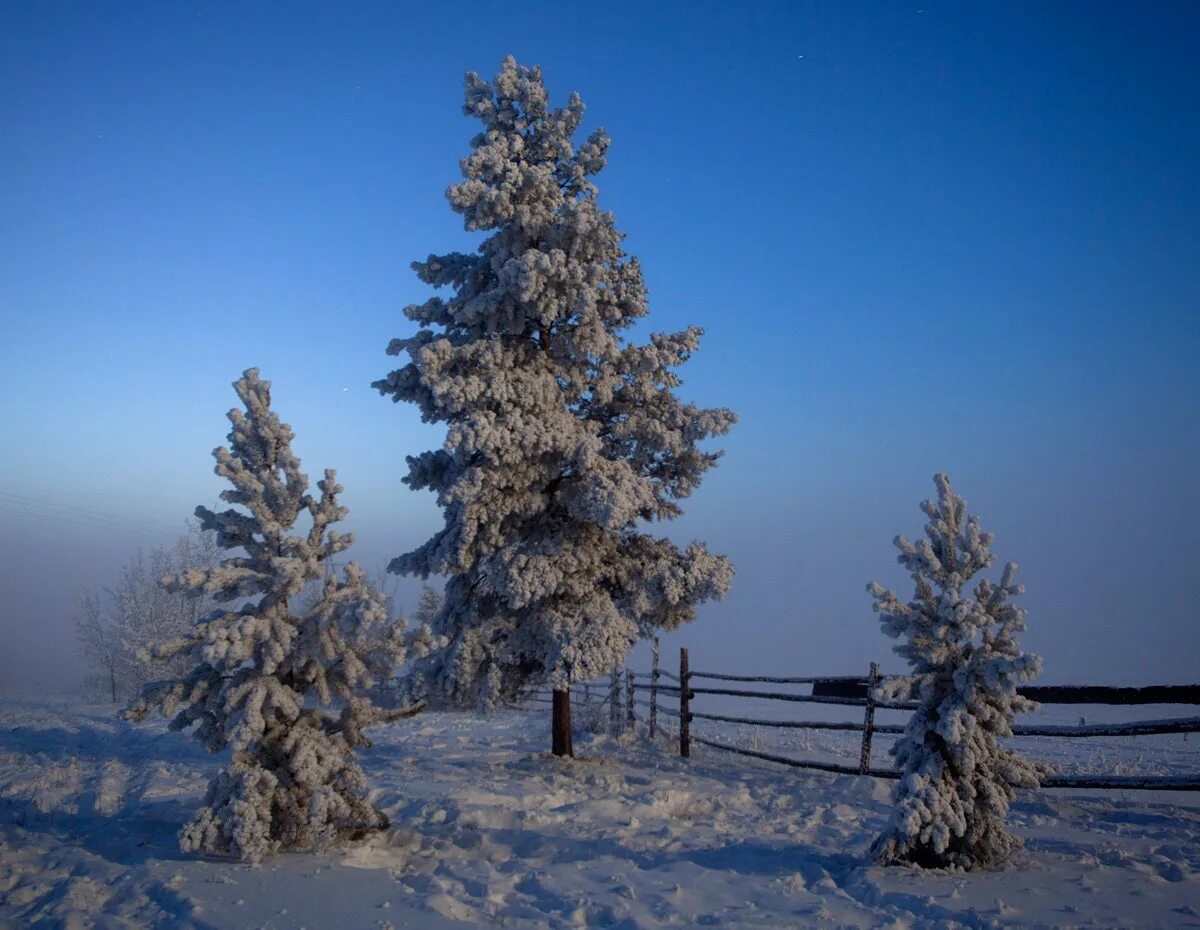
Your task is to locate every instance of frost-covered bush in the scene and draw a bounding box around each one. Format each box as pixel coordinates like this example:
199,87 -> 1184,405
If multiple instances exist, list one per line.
76,526 -> 219,702
375,57 -> 735,721
869,474 -> 1046,870
126,369 -> 421,862
572,686 -> 609,736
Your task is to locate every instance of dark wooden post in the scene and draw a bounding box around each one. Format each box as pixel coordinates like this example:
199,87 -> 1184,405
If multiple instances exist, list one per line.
625,669 -> 635,730
552,688 -> 573,757
858,661 -> 879,774
680,647 -> 691,759
649,637 -> 660,739
610,668 -> 621,734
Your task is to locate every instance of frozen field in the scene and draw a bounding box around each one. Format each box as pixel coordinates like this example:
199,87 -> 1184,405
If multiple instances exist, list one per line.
1,696 -> 1198,929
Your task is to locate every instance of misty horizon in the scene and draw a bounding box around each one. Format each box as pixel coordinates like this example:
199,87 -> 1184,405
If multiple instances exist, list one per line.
2,2 -> 1197,694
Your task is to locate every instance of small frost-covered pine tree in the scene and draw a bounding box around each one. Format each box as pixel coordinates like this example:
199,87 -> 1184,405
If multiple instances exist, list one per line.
412,584 -> 442,629
375,57 -> 735,755
126,370 -> 418,862
868,474 -> 1046,870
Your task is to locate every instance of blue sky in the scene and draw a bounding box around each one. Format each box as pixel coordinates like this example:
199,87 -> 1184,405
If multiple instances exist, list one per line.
2,2 -> 1197,688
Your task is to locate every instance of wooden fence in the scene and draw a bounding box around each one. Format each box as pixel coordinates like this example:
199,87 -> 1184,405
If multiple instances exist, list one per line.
616,646 -> 1200,792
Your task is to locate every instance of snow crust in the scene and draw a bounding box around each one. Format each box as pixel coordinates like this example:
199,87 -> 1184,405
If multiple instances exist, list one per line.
3,696 -> 1198,929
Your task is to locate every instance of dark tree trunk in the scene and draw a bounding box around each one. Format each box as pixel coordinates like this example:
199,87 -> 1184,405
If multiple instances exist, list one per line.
552,688 -> 573,757
680,647 -> 690,759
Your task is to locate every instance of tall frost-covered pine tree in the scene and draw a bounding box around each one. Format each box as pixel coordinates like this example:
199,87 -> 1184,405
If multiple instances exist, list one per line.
127,370 -> 418,862
868,474 -> 1046,870
375,57 -> 735,756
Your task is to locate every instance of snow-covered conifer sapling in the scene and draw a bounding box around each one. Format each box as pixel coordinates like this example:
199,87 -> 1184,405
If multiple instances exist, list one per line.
126,369 -> 423,862
868,473 -> 1047,870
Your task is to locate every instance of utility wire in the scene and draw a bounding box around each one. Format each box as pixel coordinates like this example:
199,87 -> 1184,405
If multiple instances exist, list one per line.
0,491 -> 186,534
0,503 -> 183,540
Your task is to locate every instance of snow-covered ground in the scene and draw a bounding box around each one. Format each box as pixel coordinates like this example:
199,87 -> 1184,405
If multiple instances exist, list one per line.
1,696 -> 1198,929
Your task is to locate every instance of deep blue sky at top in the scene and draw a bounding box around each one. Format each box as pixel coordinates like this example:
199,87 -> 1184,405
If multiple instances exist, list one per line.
1,2 -> 1197,688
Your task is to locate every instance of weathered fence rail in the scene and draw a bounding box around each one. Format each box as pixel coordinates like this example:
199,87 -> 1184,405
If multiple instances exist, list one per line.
812,678 -> 1200,706
691,735 -> 1200,791
691,671 -> 865,685
671,650 -> 1200,791
633,681 -> 918,711
517,650 -> 1200,792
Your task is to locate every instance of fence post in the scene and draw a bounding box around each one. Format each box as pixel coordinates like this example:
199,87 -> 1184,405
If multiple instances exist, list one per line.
610,667 -> 621,734
552,687 -> 573,757
680,647 -> 691,759
858,661 -> 880,774
649,637 -> 660,739
626,668 -> 635,730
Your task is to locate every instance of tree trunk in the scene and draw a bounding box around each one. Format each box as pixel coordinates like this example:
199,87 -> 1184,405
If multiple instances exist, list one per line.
552,688 -> 573,757
110,666 -> 117,704
680,647 -> 690,759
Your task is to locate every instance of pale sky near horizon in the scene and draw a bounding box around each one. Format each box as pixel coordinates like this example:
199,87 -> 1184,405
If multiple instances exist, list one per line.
2,2 -> 1197,691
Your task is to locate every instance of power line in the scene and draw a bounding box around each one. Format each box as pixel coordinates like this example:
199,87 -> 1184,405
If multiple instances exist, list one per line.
0,502 -> 183,540
0,491 -> 187,534
0,491 -> 187,532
